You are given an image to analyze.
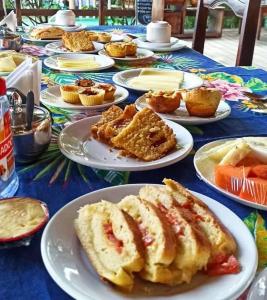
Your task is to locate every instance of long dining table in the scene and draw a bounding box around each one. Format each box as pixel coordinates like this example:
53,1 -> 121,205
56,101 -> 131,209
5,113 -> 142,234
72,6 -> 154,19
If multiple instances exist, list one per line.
1,25 -> 267,300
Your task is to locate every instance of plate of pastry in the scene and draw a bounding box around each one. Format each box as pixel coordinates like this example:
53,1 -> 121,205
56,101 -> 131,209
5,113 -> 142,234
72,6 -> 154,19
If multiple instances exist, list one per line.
22,26 -> 65,42
41,179 -> 257,300
38,23 -> 87,32
44,53 -> 115,72
135,87 -> 231,125
113,68 -> 203,92
45,41 -> 103,54
194,136 -> 267,210
135,36 -> 188,52
58,105 -> 193,171
98,42 -> 154,61
41,81 -> 129,111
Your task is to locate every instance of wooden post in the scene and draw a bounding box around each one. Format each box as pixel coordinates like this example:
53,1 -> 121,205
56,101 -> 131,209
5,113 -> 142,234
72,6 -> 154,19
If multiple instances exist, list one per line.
15,0 -> 22,25
69,0 -> 75,10
98,0 -> 105,25
0,0 -> 5,19
236,0 -> 261,66
192,0 -> 208,53
152,0 -> 165,21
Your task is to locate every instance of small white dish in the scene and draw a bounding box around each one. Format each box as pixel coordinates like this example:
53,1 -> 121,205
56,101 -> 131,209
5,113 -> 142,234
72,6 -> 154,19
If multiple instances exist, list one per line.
194,138 -> 267,211
41,184 -> 258,300
58,116 -> 193,171
135,37 -> 188,52
40,84 -> 129,111
45,41 -> 103,54
44,53 -> 115,72
113,68 -> 203,92
98,48 -> 154,61
135,95 -> 231,125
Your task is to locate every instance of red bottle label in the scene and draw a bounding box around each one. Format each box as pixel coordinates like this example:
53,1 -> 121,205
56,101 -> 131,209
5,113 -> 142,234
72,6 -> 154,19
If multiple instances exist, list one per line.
0,111 -> 15,179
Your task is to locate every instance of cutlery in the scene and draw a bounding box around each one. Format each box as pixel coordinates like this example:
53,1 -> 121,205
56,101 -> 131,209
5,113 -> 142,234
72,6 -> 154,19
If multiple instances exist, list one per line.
247,268 -> 267,300
243,91 -> 267,100
26,91 -> 34,130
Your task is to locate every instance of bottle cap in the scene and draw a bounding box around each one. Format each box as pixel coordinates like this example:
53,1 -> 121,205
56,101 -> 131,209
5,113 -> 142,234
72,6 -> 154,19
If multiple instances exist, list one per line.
0,77 -> 6,96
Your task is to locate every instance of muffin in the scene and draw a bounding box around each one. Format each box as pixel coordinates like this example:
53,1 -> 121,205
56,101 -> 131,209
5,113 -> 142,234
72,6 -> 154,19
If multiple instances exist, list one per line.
95,83 -> 116,101
183,87 -> 222,117
105,42 -> 126,58
97,32 -> 112,43
87,32 -> 99,41
60,85 -> 81,104
124,42 -> 137,56
145,90 -> 182,113
79,88 -> 105,106
75,78 -> 95,87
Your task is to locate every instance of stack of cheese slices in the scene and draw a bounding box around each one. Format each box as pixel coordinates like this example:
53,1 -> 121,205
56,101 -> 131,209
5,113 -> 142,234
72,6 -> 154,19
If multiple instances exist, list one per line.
74,179 -> 240,292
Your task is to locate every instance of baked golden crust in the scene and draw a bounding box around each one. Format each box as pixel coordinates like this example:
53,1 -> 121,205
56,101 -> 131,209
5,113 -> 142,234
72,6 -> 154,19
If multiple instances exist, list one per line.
78,88 -> 105,106
60,85 -> 81,104
183,87 -> 222,117
95,83 -> 116,102
146,91 -> 182,113
124,42 -> 137,56
105,42 -> 126,58
62,31 -> 95,52
111,108 -> 177,161
97,32 -> 112,43
30,26 -> 64,39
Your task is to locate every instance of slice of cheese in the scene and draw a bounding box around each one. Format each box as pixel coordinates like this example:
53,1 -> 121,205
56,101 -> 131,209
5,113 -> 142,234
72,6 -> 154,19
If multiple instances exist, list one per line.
128,68 -> 184,91
0,56 -> 16,72
57,57 -> 100,69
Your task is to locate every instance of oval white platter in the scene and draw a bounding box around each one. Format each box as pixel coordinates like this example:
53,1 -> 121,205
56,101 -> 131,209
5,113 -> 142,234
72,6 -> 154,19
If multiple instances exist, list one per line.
41,184 -> 257,300
36,23 -> 87,32
194,138 -> 267,211
135,94 -> 231,125
135,36 -> 188,52
45,41 -> 104,54
113,68 -> 203,92
58,116 -> 193,171
44,53 -> 115,72
40,84 -> 129,111
22,34 -> 61,43
98,48 -> 154,61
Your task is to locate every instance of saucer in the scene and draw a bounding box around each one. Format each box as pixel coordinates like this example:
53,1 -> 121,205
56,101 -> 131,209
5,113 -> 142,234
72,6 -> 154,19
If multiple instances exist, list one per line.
134,37 -> 188,52
137,36 -> 179,48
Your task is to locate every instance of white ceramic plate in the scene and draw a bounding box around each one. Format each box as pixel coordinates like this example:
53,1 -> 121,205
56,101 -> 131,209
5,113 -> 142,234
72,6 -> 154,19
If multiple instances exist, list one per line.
41,184 -> 258,300
113,68 -> 203,92
95,32 -> 124,43
36,23 -> 87,32
58,116 -> 193,171
135,36 -> 188,52
22,34 -> 61,43
194,138 -> 267,211
135,95 -> 231,125
40,84 -> 129,111
45,41 -> 104,54
98,48 -> 154,61
44,54 -> 115,72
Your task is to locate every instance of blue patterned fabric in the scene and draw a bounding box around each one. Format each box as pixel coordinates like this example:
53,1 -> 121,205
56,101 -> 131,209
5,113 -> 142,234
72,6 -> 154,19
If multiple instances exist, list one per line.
1,26 -> 267,300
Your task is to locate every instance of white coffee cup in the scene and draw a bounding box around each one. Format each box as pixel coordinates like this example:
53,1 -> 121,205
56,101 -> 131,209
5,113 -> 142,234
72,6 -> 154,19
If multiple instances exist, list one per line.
146,21 -> 171,43
50,10 -> 76,26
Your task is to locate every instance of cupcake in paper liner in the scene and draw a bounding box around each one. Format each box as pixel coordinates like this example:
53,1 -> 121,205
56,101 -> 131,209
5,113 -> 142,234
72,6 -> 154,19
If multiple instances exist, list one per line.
60,85 -> 82,104
79,88 -> 105,106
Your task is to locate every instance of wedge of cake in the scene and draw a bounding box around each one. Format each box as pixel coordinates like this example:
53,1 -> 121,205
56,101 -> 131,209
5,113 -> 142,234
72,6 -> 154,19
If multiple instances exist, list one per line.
111,108 -> 176,161
62,31 -> 95,52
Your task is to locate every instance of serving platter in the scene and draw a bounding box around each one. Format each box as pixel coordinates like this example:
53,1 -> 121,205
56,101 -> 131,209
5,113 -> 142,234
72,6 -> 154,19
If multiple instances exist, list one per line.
58,116 -> 193,171
194,138 -> 267,211
40,85 -> 129,111
135,95 -> 231,125
44,53 -> 115,72
45,41 -> 104,54
22,34 -> 61,43
113,68 -> 203,92
98,48 -> 154,61
41,184 -> 258,300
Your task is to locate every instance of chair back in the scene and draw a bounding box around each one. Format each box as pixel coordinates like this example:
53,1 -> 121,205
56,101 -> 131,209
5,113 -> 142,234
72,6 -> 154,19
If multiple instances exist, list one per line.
203,0 -> 246,17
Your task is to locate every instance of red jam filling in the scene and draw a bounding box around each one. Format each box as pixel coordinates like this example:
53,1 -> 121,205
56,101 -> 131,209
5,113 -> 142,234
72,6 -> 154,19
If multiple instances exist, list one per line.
138,223 -> 154,247
205,254 -> 241,276
103,223 -> 123,254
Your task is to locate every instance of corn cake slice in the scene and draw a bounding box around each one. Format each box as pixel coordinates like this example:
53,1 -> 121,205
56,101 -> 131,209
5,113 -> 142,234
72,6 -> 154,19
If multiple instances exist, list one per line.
111,108 -> 176,161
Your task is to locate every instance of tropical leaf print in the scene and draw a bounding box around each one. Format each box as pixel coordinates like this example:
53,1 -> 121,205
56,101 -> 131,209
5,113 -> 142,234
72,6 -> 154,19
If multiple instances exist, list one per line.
202,72 -> 244,85
244,212 -> 267,269
245,78 -> 267,92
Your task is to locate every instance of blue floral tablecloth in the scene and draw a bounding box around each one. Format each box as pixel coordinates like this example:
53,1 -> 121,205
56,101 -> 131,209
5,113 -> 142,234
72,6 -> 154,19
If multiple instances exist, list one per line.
1,25 -> 267,300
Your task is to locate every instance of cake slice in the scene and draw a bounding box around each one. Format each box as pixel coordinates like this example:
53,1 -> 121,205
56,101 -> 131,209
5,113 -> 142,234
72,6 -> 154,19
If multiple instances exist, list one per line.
118,195 -> 179,285
111,108 -> 177,161
74,201 -> 145,291
162,179 -> 239,275
139,184 -> 211,284
62,31 -> 95,52
91,105 -> 123,139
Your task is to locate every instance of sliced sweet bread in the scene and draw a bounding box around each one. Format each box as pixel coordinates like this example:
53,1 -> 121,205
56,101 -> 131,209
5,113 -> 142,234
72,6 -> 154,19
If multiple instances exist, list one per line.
118,195 -> 179,285
162,179 -> 237,265
74,200 -> 145,291
111,108 -> 177,161
91,105 -> 123,140
139,184 -> 211,284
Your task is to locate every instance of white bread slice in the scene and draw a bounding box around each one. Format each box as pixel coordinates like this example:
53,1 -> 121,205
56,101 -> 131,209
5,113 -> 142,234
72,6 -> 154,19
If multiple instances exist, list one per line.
118,195 -> 179,285
139,185 -> 211,284
74,200 -> 145,291
162,179 -> 237,263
